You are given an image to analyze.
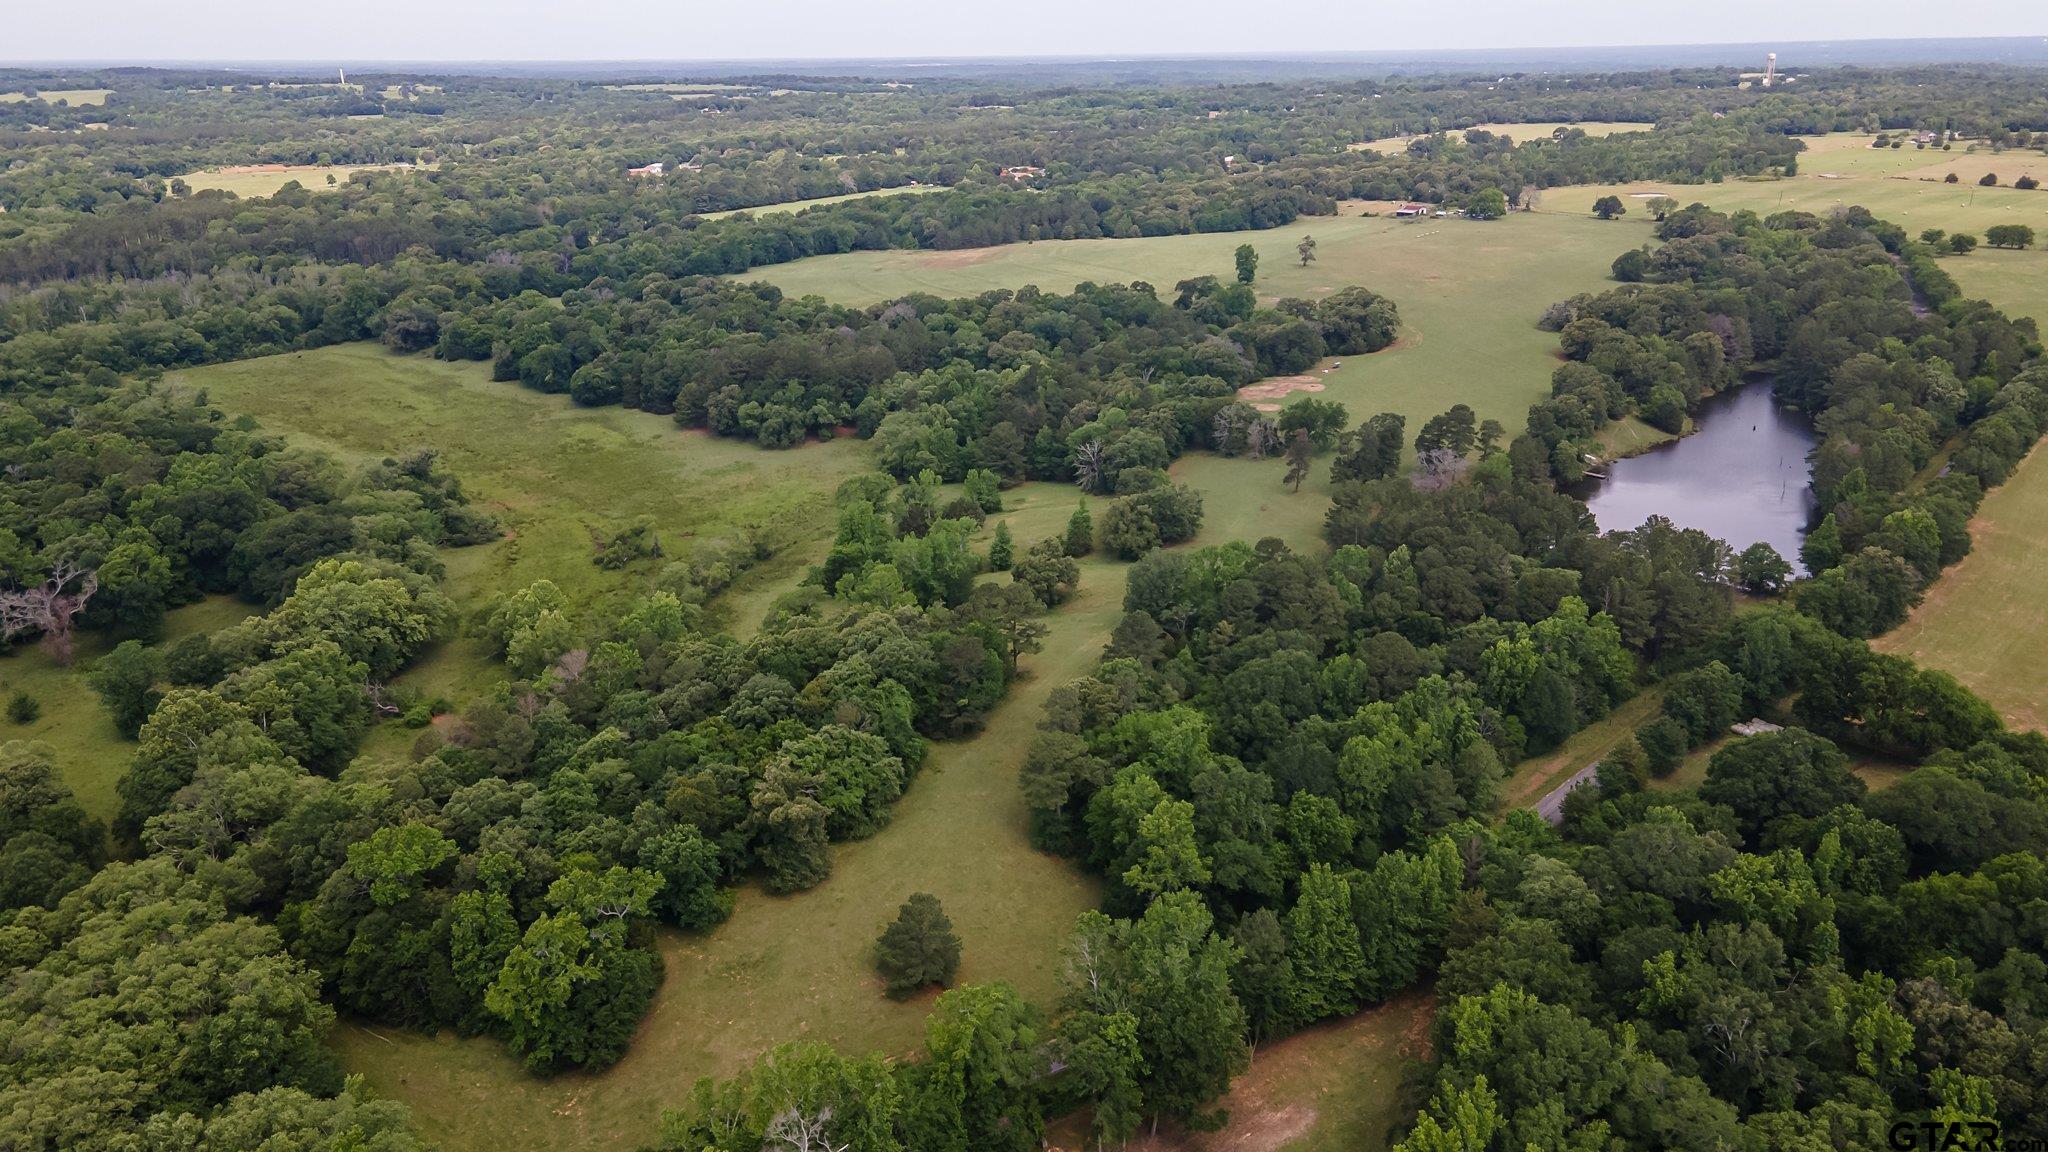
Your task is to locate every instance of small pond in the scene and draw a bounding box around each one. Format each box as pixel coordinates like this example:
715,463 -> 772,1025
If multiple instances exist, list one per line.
1581,379 -> 1818,572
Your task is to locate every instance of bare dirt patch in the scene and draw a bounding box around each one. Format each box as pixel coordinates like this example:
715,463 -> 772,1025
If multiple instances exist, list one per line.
1048,989 -> 1435,1152
1238,366 -> 1334,411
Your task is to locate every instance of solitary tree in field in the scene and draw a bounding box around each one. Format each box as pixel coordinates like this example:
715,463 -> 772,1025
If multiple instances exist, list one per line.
2017,175 -> 2040,190
1949,232 -> 1979,255
1645,195 -> 1679,221
1283,429 -> 1313,493
1234,243 -> 1258,284
1945,172 -> 1961,184
1979,172 -> 1999,186
1297,234 -> 1318,267
1592,195 -> 1626,220
1920,228 -> 1947,245
874,892 -> 961,997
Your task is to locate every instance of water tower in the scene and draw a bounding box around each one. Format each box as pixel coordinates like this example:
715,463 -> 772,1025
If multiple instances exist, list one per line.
1762,53 -> 1777,87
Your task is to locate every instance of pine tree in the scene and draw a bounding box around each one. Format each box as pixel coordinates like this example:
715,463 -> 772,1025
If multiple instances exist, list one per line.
1283,428 -> 1313,492
1064,501 -> 1095,558
875,892 -> 962,997
989,520 -> 1014,570
1283,864 -> 1364,1022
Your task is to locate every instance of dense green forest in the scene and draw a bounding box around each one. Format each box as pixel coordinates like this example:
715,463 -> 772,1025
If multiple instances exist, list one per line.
4,56 -> 2048,1152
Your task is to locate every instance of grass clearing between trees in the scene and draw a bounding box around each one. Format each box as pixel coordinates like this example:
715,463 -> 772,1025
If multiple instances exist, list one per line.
0,88 -> 113,105
1876,440 -> 2048,732
1050,987 -> 1433,1152
170,344 -> 873,700
1534,132 -> 2048,238
1349,120 -> 1654,152
0,596 -> 246,821
330,547 -> 1115,1152
1867,248 -> 2048,733
741,209 -> 1626,455
175,163 -> 422,198
697,184 -> 944,219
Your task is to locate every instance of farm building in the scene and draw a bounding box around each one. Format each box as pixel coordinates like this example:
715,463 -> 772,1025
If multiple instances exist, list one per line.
628,161 -> 665,177
1000,165 -> 1045,181
1392,202 -> 1432,217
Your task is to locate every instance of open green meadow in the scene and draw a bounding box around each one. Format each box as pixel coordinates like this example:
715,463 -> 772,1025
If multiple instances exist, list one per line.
1877,439 -> 2048,731
149,347 -> 1100,1151
0,596 -> 248,821
1865,242 -> 2048,733
740,208 -> 1629,445
168,344 -> 873,699
1533,132 -> 2048,239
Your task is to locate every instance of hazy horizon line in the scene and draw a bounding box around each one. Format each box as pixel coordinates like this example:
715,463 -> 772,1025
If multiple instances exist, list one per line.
7,33 -> 2047,70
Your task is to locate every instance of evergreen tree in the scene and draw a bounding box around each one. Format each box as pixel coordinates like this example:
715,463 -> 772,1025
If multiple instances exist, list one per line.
1065,501 -> 1095,557
989,520 -> 1014,569
875,892 -> 963,997
1283,864 -> 1365,1022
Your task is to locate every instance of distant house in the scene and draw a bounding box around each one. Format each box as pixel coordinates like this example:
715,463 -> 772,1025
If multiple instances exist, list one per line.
1393,202 -> 1432,217
1000,165 -> 1045,181
628,161 -> 665,178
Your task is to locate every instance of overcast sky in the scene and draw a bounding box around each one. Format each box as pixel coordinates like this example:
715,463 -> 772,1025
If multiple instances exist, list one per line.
7,0 -> 2043,63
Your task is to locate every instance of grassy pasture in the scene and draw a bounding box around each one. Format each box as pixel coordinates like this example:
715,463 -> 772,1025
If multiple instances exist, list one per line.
1864,249 -> 2048,734
697,184 -> 944,220
168,344 -> 872,700
177,163 -> 420,198
0,596 -> 248,822
1534,133 -> 2048,238
1876,438 -> 2048,732
332,519 -> 1113,1152
738,209 -> 1628,451
0,88 -> 113,105
1349,120 -> 1652,153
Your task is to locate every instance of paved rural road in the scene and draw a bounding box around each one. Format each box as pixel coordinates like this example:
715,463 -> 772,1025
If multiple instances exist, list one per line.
1534,762 -> 1601,825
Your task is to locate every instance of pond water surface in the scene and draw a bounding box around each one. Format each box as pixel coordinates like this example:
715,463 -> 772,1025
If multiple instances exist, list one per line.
1582,379 -> 1818,573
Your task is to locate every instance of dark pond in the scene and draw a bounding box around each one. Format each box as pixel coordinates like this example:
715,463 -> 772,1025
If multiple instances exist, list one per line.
1581,379 -> 1818,573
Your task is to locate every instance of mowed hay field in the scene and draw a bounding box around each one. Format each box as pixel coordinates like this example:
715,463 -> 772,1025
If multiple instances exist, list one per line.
177,163 -> 420,198
742,209 -> 1631,445
0,88 -> 114,105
